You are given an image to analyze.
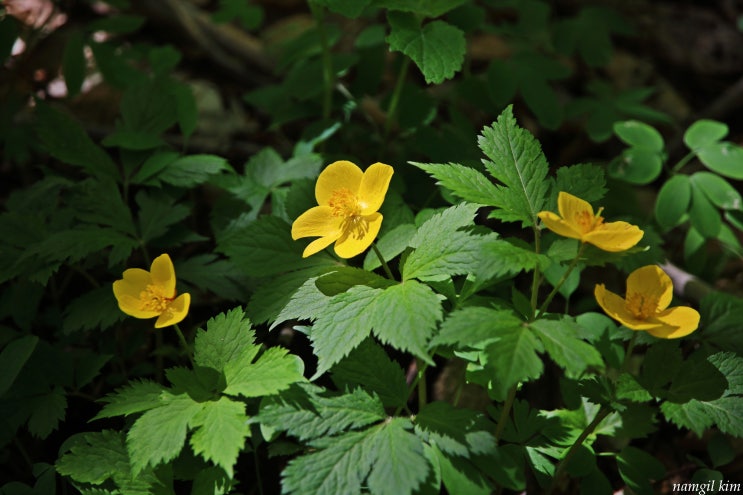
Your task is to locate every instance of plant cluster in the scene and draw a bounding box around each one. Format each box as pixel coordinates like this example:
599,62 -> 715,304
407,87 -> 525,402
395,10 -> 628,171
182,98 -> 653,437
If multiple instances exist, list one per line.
1,0 -> 743,494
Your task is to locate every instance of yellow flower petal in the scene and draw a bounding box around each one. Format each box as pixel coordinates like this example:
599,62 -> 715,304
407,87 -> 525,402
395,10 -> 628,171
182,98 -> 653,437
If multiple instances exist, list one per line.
154,293 -> 191,328
113,268 -> 151,299
626,265 -> 672,311
303,235 -> 339,258
291,206 -> 343,240
645,306 -> 701,339
114,292 -> 160,319
558,191 -> 594,225
594,284 -> 657,330
150,254 -> 176,297
583,221 -> 644,252
357,163 -> 394,215
315,161 -> 363,206
334,213 -> 383,258
538,211 -> 583,240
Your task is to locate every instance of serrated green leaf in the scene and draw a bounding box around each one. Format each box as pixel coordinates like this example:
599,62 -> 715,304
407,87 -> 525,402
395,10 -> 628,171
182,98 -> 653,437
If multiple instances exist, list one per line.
433,444 -> 493,495
661,400 -> 714,436
34,101 -> 118,180
363,223 -> 417,271
617,446 -> 665,495
432,307 -> 522,348
250,266 -> 335,325
481,324 -> 544,397
414,402 -> 495,457
332,339 -> 408,408
27,387 -> 67,438
194,307 -> 260,371
374,0 -> 467,18
224,346 -> 305,398
411,162 -> 501,206
655,175 -> 691,231
271,273 -> 335,329
93,380 -> 166,420
0,335 -> 38,396
176,254 -> 248,301
530,318 -> 604,377
190,397 -> 250,477
63,286 -> 124,334
553,163 -> 607,203
701,294 -> 743,354
220,215 -> 334,278
684,119 -> 728,149
478,105 -> 550,226
135,191 -> 190,242
667,352 -> 727,403
127,393 -> 204,474
386,14 -> 465,84
258,383 -> 385,442
70,178 -> 137,236
158,154 -> 231,187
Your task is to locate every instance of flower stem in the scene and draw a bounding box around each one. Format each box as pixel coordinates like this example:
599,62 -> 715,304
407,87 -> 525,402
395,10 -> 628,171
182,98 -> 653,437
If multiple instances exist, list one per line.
371,242 -> 395,281
529,226 -> 542,321
671,151 -> 696,174
494,385 -> 517,444
536,243 -> 586,319
548,406 -> 611,494
173,323 -> 195,367
383,56 -> 411,146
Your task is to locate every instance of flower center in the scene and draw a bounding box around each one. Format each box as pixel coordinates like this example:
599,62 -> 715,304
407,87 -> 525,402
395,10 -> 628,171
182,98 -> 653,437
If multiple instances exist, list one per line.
139,284 -> 175,313
329,188 -> 368,240
625,291 -> 659,320
573,207 -> 604,233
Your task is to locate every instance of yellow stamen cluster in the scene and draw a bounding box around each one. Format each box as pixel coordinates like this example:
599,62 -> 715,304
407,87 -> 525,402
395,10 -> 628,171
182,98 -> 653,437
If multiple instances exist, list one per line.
139,284 -> 175,313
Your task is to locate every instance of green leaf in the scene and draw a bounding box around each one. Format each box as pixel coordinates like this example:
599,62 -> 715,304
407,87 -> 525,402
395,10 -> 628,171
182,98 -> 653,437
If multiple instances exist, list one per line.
689,182 -> 722,238
27,387 -> 67,438
363,223 -> 416,271
194,307 -> 258,373
62,30 -> 86,98
34,101 -> 118,180
553,163 -> 607,203
697,141 -> 743,180
62,286 -> 125,334
610,148 -> 663,184
170,80 -> 198,140
613,121 -> 664,151
374,0 -> 467,17
223,345 -> 305,398
529,318 -> 604,377
432,307 -> 522,348
258,383 -> 385,442
481,324 -> 544,397
135,190 -> 190,242
411,162 -> 501,206
88,15 -> 146,34
701,293 -> 743,354
271,273 -> 335,329
684,119 -> 728,149
190,397 -> 250,477
616,446 -> 665,495
691,172 -> 742,210
433,444 -> 494,495
0,335 -> 38,396
666,352 -> 727,403
414,402 -> 495,457
220,215 -> 334,278
386,14 -> 465,84
127,393 -> 204,474
249,266 -> 334,325
332,339 -> 409,408
93,380 -> 166,420
282,418 -> 428,495
176,254 -> 248,301
158,154 -> 231,187
655,174 -> 691,231
478,105 -> 550,226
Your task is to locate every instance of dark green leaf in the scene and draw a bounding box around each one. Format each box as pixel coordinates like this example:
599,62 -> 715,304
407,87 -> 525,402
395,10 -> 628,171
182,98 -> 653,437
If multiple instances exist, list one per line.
655,175 -> 691,231
616,446 -> 665,495
62,30 -> 86,98
0,335 -> 38,396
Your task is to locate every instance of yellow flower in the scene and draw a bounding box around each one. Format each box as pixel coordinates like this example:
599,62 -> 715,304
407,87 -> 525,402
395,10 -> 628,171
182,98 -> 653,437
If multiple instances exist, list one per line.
537,192 -> 643,252
113,254 -> 190,328
594,265 -> 700,339
291,160 -> 394,258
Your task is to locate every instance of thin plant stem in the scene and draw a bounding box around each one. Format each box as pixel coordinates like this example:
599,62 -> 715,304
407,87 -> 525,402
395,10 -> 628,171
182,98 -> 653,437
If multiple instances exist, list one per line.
494,385 -> 517,444
383,56 -> 411,146
417,358 -> 427,408
394,354 -> 434,416
252,438 -> 265,495
529,226 -> 542,321
548,406 -> 611,494
671,151 -> 696,174
536,243 -> 586,319
173,323 -> 195,367
622,331 -> 639,373
372,242 -> 395,280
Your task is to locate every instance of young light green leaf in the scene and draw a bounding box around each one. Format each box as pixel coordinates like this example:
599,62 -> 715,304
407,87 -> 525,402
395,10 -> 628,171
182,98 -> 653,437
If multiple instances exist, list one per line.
194,307 -> 258,373
478,105 -> 550,226
684,119 -> 728,150
332,339 -> 409,408
411,162 -> 501,206
223,346 -> 305,398
655,175 -> 691,231
189,397 -> 250,477
258,383 -> 385,442
127,393 -> 204,474
529,318 -> 604,377
93,380 -> 166,420
386,13 -> 465,84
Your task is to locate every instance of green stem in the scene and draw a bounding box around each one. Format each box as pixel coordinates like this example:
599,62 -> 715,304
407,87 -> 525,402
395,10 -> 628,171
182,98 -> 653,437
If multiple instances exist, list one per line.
252,438 -> 265,495
621,331 -> 639,373
671,151 -> 696,174
394,356 -> 433,416
173,323 -> 195,367
372,242 -> 395,280
529,226 -> 542,320
548,406 -> 611,494
417,358 -> 427,408
494,385 -> 517,444
536,243 -> 586,319
383,56 -> 411,145
310,1 -> 333,121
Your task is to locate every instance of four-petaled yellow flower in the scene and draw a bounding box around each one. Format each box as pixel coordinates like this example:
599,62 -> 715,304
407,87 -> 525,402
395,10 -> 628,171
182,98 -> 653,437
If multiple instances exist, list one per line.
113,253 -> 190,328
292,160 -> 394,258
537,192 -> 644,252
594,265 -> 700,339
